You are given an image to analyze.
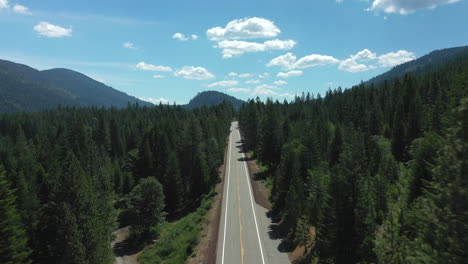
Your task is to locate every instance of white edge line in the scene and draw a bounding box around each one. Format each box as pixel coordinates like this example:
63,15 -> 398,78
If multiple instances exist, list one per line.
221,125 -> 232,264
238,128 -> 266,264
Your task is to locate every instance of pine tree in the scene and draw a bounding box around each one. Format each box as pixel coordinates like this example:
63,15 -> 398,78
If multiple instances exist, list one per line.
126,177 -> 166,240
162,151 -> 183,213
0,168 -> 31,264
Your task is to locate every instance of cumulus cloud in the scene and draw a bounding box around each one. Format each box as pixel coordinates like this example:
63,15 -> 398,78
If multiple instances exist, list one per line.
138,97 -> 171,105
208,80 -> 238,87
0,0 -> 8,9
378,50 -> 416,67
228,87 -> 251,93
13,4 -> 31,15
173,33 -> 198,41
277,70 -> 303,78
366,0 -> 461,14
173,33 -> 188,41
228,72 -> 238,77
153,75 -> 165,79
33,22 -> 72,38
207,17 -> 280,41
338,49 -> 415,72
267,52 -> 339,70
245,79 -> 260,84
174,66 -> 215,80
274,80 -> 287,85
339,49 -> 378,72
216,39 -> 296,58
268,48 -> 415,73
295,54 -> 340,69
136,62 -> 172,72
123,41 -> 138,50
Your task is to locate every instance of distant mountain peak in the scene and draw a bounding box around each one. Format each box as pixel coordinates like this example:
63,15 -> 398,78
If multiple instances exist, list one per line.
185,90 -> 244,110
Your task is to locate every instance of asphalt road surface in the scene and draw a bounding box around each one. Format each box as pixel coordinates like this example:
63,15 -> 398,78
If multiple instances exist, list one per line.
216,122 -> 290,264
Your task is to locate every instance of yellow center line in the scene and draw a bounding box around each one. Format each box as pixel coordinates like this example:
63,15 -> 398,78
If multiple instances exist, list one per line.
236,151 -> 245,264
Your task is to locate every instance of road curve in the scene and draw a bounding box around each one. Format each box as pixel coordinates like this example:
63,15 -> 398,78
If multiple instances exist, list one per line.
216,122 -> 290,264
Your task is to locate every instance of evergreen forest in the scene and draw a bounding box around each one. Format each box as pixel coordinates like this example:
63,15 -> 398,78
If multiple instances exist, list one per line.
0,103 -> 234,263
239,51 -> 467,263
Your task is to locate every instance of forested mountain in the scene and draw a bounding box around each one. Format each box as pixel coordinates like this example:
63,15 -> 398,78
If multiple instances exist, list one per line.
239,48 -> 468,263
0,59 -> 151,112
367,46 -> 468,85
185,90 -> 244,110
0,103 -> 234,263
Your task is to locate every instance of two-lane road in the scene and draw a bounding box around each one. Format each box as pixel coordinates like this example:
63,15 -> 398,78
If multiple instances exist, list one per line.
216,122 -> 290,264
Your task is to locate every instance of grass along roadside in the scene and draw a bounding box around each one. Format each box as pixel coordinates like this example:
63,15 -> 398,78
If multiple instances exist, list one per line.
138,193 -> 214,264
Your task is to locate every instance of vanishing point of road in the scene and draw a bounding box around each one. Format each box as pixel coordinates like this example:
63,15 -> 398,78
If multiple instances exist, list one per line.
216,122 -> 290,264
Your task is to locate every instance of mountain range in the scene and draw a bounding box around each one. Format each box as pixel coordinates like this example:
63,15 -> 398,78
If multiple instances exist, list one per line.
1,46 -> 467,112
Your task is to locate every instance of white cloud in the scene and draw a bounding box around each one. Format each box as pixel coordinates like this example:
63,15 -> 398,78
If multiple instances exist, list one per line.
339,59 -> 375,72
274,80 -> 287,85
268,48 -> 416,73
338,49 -> 378,72
267,53 -> 297,69
295,54 -> 340,69
277,70 -> 303,78
33,22 -> 72,38
173,32 -> 188,41
238,73 -> 252,78
208,80 -> 238,87
378,50 -> 416,67
207,17 -> 281,41
13,4 -> 31,15
174,66 -> 215,80
173,33 -> 198,41
338,49 -> 415,72
267,52 -> 339,70
228,87 -> 251,93
366,0 -> 460,14
0,0 -> 8,9
228,72 -> 238,77
216,39 -> 296,58
153,75 -> 165,79
136,62 -> 172,72
245,79 -> 260,84
138,97 -> 171,105
123,41 -> 138,50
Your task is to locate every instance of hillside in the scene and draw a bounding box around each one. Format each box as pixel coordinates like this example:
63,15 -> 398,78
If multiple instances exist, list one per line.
185,90 -> 244,110
367,46 -> 468,85
0,59 -> 151,112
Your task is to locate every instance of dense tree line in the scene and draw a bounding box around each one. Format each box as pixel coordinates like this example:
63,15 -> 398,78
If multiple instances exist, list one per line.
239,54 -> 468,263
0,102 -> 234,263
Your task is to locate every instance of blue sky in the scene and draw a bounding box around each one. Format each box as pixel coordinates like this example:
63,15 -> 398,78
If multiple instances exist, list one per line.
1,0 -> 467,104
